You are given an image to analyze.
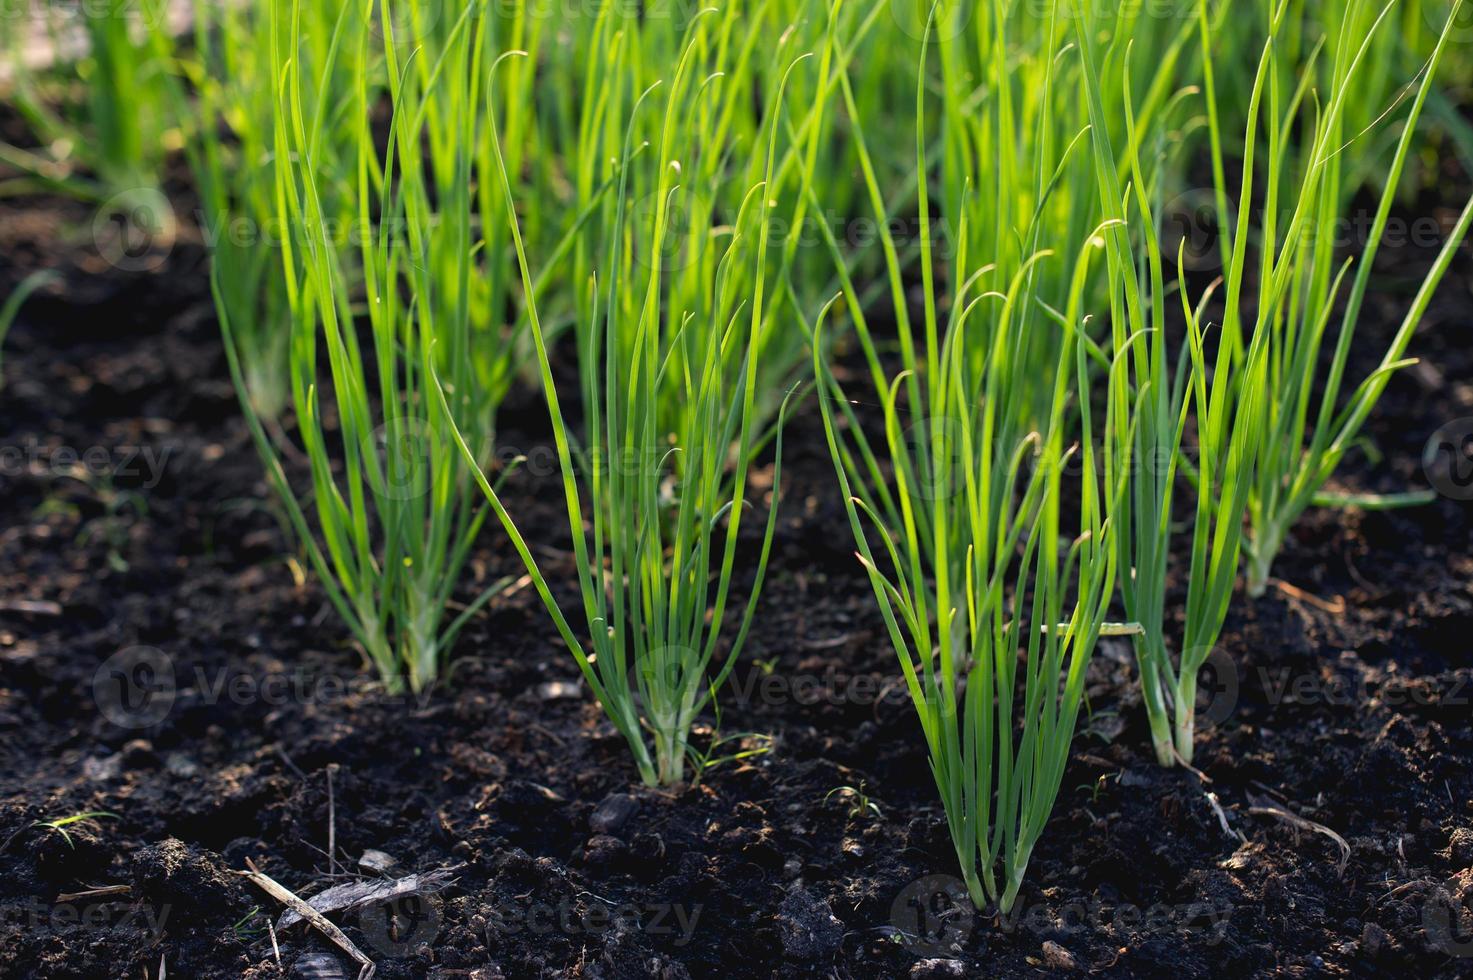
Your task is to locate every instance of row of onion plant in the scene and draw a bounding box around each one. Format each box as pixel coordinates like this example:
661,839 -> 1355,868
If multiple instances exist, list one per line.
53,0 -> 1466,903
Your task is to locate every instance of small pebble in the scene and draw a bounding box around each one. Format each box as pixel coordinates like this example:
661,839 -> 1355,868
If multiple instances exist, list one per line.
582,833 -> 627,869
83,754 -> 122,781
359,848 -> 397,874
590,793 -> 640,835
1361,922 -> 1391,957
910,959 -> 967,979
1042,940 -> 1078,971
164,753 -> 199,777
536,680 -> 581,700
293,951 -> 347,980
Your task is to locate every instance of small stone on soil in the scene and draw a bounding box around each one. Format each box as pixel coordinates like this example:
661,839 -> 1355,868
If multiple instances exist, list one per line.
1360,921 -> 1391,957
1041,940 -> 1078,970
359,848 -> 397,873
82,753 -> 122,781
164,753 -> 199,777
292,951 -> 348,980
589,792 -> 640,834
909,958 -> 967,979
582,833 -> 627,869
536,680 -> 581,700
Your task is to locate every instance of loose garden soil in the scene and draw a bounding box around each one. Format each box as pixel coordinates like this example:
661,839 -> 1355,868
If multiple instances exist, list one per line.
2,146 -> 1472,979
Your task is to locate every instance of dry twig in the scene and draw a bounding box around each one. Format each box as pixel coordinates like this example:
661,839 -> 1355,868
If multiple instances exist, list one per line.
239,858 -> 375,980
1248,793 -> 1351,875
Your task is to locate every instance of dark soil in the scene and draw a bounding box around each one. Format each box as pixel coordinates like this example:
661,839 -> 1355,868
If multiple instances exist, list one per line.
2,158 -> 1473,980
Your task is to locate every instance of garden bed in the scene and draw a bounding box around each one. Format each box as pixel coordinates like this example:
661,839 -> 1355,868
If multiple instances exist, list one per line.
1,159 -> 1472,979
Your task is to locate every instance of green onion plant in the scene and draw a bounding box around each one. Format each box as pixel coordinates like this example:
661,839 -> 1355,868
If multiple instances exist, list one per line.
1097,0 -> 1473,765
812,9 -> 1123,911
1082,1 -> 1273,768
0,0 -> 176,198
221,0 -> 524,694
169,0 -> 303,422
1242,0 -> 1473,595
442,10 -> 825,786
